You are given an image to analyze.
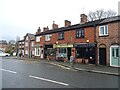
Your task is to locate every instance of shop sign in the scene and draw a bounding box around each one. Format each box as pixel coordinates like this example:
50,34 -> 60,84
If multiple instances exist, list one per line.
57,44 -> 73,48
74,43 -> 96,47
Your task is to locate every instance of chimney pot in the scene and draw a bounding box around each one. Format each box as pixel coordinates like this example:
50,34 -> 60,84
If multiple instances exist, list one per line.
65,20 -> 71,27
43,26 -> 49,32
80,14 -> 87,23
52,21 -> 58,29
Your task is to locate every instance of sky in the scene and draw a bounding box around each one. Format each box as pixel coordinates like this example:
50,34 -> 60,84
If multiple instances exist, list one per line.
0,0 -> 120,41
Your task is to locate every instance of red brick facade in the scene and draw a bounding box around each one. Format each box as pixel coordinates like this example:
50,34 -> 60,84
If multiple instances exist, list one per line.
96,22 -> 120,66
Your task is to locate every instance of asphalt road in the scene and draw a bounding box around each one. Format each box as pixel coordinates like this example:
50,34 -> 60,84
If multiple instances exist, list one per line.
0,57 -> 119,88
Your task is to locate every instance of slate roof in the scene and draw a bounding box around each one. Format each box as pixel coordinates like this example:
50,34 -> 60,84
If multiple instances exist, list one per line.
27,33 -> 35,41
35,15 -> 120,36
99,15 -> 120,25
0,40 -> 7,44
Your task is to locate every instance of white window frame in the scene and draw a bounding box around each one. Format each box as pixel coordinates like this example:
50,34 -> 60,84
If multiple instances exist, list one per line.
35,48 -> 40,56
31,41 -> 34,47
25,42 -> 28,47
36,36 -> 40,42
25,50 -> 28,54
45,35 -> 50,41
26,36 -> 28,40
99,25 -> 108,36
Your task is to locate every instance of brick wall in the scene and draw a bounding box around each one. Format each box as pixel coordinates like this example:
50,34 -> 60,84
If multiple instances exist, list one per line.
39,27 -> 95,45
96,22 -> 119,65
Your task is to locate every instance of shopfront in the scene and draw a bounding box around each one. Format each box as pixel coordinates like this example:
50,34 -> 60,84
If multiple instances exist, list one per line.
44,44 -> 56,60
56,44 -> 73,61
74,43 -> 96,64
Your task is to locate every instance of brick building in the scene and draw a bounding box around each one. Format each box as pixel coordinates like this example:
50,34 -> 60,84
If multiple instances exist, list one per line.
35,14 -> 103,64
34,14 -> 120,67
96,16 -> 120,67
18,39 -> 24,57
24,33 -> 35,58
0,40 -> 8,52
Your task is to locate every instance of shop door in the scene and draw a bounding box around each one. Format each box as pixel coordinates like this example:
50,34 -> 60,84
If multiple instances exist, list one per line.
67,48 -> 71,60
99,48 -> 106,65
110,45 -> 120,67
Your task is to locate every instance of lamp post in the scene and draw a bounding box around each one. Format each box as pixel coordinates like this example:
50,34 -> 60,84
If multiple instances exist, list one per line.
86,39 -> 89,63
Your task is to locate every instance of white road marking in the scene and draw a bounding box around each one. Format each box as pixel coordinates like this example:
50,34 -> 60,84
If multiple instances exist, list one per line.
29,75 -> 69,86
0,68 -> 17,74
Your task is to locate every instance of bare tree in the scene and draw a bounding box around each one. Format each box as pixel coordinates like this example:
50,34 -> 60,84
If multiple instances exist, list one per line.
88,9 -> 117,21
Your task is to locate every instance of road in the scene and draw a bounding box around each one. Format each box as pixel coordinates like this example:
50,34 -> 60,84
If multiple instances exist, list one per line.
0,57 -> 119,88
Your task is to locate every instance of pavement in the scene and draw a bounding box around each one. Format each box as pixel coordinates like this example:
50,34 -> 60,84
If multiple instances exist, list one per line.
5,56 -> 120,76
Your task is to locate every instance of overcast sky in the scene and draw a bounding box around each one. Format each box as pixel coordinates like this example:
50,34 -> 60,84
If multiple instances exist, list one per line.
0,0 -> 120,41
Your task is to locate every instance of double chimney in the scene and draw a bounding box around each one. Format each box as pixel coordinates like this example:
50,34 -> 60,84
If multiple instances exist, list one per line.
80,14 -> 87,23
52,21 -> 58,29
43,26 -> 49,32
36,27 -> 41,34
65,20 -> 71,27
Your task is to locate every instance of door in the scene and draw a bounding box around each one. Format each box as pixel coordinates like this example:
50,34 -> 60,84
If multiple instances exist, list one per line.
110,45 -> 120,67
99,48 -> 106,65
67,48 -> 71,61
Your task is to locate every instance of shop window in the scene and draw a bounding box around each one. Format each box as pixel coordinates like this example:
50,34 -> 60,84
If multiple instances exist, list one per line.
76,47 -> 95,59
47,48 -> 56,56
59,48 -> 66,53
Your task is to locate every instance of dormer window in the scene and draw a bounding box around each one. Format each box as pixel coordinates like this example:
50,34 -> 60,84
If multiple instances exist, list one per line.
99,25 -> 108,36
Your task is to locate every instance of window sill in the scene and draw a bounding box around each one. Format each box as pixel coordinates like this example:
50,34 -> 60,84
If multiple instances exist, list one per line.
76,37 -> 84,39
99,35 -> 109,37
58,39 -> 64,40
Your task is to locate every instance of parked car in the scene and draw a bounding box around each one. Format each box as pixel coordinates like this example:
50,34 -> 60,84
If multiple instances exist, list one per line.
0,50 -> 10,57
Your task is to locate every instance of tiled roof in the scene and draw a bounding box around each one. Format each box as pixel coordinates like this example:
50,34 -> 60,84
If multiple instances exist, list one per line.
99,15 -> 120,25
35,19 -> 103,36
27,33 -> 35,40
35,15 -> 120,36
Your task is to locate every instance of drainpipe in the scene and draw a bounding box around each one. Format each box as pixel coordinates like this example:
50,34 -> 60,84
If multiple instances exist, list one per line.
94,24 -> 98,66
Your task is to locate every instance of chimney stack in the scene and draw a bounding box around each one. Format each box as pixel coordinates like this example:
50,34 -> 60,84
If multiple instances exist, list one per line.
43,26 -> 49,32
80,14 -> 87,23
52,21 -> 58,29
36,27 -> 41,34
65,20 -> 71,27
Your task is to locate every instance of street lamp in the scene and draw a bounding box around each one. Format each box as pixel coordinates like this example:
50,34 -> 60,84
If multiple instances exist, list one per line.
86,39 -> 89,63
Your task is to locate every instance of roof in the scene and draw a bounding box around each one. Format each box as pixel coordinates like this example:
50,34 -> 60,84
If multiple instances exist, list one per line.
35,19 -> 103,36
99,15 -> 120,25
0,40 -> 7,44
35,15 -> 120,36
18,39 -> 24,42
25,33 -> 35,40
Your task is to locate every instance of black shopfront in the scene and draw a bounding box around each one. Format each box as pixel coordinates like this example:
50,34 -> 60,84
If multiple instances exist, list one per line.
74,43 -> 96,64
44,44 -> 56,59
